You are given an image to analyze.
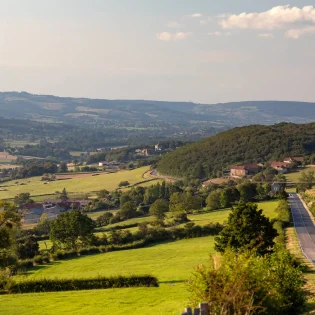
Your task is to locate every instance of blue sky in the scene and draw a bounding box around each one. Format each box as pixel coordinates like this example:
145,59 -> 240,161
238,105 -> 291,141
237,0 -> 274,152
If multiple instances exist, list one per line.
0,0 -> 315,103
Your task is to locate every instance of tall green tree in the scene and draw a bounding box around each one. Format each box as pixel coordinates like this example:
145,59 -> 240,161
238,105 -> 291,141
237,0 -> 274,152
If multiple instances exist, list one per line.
237,181 -> 257,202
118,201 -> 137,220
297,170 -> 315,192
14,193 -> 33,207
206,191 -> 221,210
59,188 -> 68,201
215,202 -> 278,255
149,199 -> 169,220
0,202 -> 21,268
58,161 -> 68,173
50,210 -> 95,250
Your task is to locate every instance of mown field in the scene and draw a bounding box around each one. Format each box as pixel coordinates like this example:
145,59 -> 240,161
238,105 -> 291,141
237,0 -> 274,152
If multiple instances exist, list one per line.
5,200 -> 280,315
2,237 -> 215,315
0,167 -> 159,199
285,166 -> 315,182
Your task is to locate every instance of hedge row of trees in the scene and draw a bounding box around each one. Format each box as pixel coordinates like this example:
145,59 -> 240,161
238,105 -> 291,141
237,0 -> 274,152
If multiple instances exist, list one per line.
188,198 -> 307,314
0,275 -> 158,294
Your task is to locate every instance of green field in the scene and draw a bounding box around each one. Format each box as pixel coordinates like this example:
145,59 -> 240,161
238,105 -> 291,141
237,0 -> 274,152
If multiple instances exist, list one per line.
0,167 -> 158,199
285,166 -> 315,182
3,237 -> 215,315
2,200 -> 279,315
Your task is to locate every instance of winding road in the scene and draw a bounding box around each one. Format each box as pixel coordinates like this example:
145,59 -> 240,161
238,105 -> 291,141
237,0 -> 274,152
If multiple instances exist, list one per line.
289,193 -> 315,264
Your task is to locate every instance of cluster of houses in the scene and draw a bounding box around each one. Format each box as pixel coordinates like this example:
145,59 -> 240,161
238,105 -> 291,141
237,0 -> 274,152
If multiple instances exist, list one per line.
135,143 -> 164,157
22,198 -> 91,225
230,156 -> 304,178
98,161 -> 122,168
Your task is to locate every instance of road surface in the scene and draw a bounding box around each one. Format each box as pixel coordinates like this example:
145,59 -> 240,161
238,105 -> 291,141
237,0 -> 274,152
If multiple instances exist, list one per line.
289,193 -> 315,264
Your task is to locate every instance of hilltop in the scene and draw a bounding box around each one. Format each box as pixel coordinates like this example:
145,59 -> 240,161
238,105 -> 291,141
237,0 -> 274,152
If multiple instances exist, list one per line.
1,92 -> 315,126
157,122 -> 315,178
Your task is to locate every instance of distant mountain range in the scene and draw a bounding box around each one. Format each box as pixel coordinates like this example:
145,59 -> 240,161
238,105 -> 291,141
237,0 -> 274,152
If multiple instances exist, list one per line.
1,92 -> 315,127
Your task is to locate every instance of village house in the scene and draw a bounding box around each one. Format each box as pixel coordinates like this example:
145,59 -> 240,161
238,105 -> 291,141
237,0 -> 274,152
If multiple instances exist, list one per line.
230,164 -> 260,177
283,157 -> 304,165
154,143 -> 163,151
270,161 -> 288,174
140,148 -> 155,156
98,161 -> 121,168
271,182 -> 283,193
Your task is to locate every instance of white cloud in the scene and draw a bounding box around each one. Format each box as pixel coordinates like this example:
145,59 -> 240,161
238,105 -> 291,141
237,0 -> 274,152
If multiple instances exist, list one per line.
157,32 -> 191,41
286,25 -> 315,39
167,21 -> 183,29
174,32 -> 191,40
191,13 -> 202,18
157,32 -> 173,41
208,31 -> 221,36
220,5 -> 315,30
258,33 -> 274,38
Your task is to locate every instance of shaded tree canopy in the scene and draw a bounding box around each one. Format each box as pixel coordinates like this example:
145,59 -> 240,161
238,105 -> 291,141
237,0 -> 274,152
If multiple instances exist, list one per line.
158,122 -> 315,178
50,210 -> 95,250
215,202 -> 278,255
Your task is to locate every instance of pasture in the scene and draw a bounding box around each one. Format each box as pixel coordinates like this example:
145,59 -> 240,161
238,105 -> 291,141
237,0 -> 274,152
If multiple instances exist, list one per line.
5,237 -> 215,315
2,200 -> 280,315
285,166 -> 315,182
0,167 -> 158,199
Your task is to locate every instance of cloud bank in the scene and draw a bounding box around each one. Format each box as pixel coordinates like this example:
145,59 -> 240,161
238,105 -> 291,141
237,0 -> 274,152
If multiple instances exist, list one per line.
157,32 -> 191,41
220,5 -> 315,30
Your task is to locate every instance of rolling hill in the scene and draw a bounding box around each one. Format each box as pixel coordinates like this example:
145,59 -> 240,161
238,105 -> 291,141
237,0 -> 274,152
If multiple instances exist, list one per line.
1,92 -> 315,126
157,122 -> 315,178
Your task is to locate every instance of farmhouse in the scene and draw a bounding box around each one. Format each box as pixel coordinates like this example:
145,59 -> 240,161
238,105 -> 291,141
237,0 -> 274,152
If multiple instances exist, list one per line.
271,182 -> 283,193
155,143 -> 163,151
22,202 -> 65,225
99,161 -> 121,168
140,149 -> 155,156
230,164 -> 260,177
270,161 -> 288,174
283,157 -> 304,165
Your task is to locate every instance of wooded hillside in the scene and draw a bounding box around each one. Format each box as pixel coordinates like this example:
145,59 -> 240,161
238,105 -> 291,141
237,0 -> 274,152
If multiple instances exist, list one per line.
157,123 -> 315,178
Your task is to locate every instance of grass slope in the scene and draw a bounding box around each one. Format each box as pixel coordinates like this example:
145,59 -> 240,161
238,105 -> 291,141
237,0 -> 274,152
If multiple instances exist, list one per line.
3,200 -> 279,315
0,167 -> 157,199
4,237 -> 215,315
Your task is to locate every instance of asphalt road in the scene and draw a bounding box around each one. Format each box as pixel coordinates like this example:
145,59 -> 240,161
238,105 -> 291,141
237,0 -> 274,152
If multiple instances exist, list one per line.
289,193 -> 315,264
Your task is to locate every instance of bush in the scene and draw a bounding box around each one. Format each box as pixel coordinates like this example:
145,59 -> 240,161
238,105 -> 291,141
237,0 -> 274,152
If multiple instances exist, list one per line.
33,254 -> 50,265
118,181 -> 130,187
5,275 -> 158,294
188,250 -> 306,315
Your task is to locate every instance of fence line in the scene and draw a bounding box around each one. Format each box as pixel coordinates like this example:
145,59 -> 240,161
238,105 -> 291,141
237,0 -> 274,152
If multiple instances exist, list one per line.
181,303 -> 209,315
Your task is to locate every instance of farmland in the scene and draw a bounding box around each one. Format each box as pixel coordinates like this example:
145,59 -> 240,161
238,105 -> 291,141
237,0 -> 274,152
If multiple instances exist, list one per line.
285,166 -> 315,182
0,166 -> 159,199
2,237 -> 215,315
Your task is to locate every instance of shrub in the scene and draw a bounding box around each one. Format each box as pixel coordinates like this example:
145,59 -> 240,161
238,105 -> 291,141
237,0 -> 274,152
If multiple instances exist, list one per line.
5,275 -> 158,294
118,181 -> 130,187
188,250 -> 306,315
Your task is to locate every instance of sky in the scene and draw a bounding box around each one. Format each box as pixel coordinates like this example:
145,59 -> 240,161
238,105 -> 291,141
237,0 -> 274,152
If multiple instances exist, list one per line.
0,0 -> 315,103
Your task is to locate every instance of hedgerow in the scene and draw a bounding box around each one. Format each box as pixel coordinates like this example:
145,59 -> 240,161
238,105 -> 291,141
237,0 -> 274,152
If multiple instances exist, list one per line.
1,275 -> 158,294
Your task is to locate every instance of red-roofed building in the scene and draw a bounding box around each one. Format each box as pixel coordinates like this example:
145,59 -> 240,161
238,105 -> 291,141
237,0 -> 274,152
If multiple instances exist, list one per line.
270,161 -> 288,174
230,164 -> 260,177
284,157 -> 304,164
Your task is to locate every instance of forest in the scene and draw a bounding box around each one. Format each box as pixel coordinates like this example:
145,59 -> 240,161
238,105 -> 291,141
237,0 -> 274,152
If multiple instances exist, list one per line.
158,122 -> 315,178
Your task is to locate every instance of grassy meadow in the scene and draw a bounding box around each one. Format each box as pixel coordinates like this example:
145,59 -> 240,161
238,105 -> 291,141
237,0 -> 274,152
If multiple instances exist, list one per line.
3,237 -> 215,315
285,166 -> 315,182
0,166 -> 159,199
1,200 -> 279,315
